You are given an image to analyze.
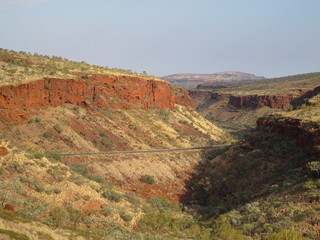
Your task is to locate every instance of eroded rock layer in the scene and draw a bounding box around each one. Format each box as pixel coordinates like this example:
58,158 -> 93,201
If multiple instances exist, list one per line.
0,74 -> 193,124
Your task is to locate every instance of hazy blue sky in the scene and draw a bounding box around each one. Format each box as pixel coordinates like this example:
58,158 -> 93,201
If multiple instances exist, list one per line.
0,0 -> 319,77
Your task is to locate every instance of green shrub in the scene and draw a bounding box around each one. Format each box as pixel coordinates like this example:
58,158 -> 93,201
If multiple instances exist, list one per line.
138,211 -> 175,233
46,151 -> 61,162
21,177 -> 45,192
52,188 -> 62,194
101,110 -> 112,118
268,229 -> 306,240
48,207 -> 68,229
0,168 -> 4,175
7,161 -> 25,173
87,174 -> 105,183
42,131 -> 53,138
47,165 -> 66,182
44,83 -> 51,89
101,136 -> 112,146
31,152 -> 44,159
53,124 -> 63,133
120,212 -> 132,222
102,190 -> 122,202
140,174 -> 155,184
211,215 -> 246,240
34,117 -> 41,123
101,205 -> 113,217
71,164 -> 88,175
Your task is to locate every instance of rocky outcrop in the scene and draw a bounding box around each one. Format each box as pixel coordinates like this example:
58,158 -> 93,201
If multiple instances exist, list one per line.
229,95 -> 296,109
291,86 -> 320,107
0,74 -> 192,125
257,116 -> 320,155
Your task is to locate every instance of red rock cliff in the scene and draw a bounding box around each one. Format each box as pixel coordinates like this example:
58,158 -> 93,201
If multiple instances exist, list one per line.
229,95 -> 296,109
0,74 -> 192,124
257,116 -> 320,155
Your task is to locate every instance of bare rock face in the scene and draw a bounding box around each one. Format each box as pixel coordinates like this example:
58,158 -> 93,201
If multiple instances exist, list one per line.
229,95 -> 296,109
257,116 -> 320,155
228,86 -> 320,109
0,74 -> 193,125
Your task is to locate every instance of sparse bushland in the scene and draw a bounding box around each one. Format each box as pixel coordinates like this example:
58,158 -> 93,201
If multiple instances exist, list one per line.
0,143 -> 211,239
184,129 -> 319,239
278,92 -> 320,123
198,72 -> 320,96
0,48 -> 160,86
0,130 -> 318,239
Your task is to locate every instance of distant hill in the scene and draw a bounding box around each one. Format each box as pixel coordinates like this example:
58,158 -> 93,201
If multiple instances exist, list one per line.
161,71 -> 265,89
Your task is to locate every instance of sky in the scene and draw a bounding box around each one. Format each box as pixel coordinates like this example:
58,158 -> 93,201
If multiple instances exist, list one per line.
0,0 -> 319,78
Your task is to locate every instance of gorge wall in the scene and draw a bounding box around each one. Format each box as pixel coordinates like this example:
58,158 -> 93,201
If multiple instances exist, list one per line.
229,95 -> 296,109
257,116 -> 320,155
0,74 -> 193,125
189,90 -> 296,110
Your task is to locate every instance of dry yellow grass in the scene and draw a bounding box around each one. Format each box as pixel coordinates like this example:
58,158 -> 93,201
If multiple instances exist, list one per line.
0,48 -> 161,86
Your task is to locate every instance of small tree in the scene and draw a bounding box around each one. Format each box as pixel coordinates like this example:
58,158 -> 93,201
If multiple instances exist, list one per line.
50,207 -> 68,229
67,208 -> 83,230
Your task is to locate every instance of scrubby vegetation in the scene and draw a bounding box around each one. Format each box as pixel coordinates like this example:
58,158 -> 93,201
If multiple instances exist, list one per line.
0,48 -> 160,86
184,129 -> 320,239
0,48 -> 319,239
199,72 -> 320,96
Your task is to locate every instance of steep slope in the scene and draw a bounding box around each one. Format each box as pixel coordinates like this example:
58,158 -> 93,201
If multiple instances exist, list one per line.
0,141 -> 213,239
161,71 -> 264,90
0,49 -> 232,239
184,127 -> 319,239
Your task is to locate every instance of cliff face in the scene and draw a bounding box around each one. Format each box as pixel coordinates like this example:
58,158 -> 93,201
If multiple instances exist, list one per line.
229,95 -> 296,109
0,74 -> 192,124
257,116 -> 320,155
292,86 -> 320,107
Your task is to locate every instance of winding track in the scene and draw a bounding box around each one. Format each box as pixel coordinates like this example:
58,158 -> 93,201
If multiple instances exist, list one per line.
61,145 -> 232,157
